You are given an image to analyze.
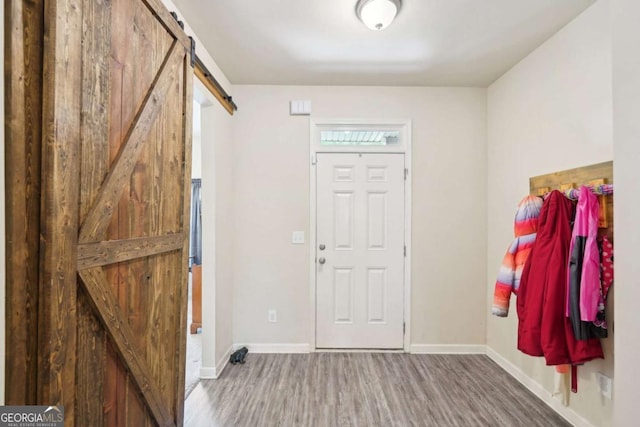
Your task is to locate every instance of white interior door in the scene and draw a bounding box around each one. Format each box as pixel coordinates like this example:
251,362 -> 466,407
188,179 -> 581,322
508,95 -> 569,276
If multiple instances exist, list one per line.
316,153 -> 405,349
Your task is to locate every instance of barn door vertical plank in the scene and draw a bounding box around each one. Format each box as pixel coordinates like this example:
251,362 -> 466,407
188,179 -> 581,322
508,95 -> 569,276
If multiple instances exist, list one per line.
39,0 -> 82,422
123,3 -> 152,424
148,104 -> 167,426
175,54 -> 194,426
75,292 -> 105,426
79,0 -> 111,221
144,24 -> 171,424
4,0 -> 44,405
133,5 -> 166,425
150,31 -> 185,421
107,0 -> 132,423
75,0 -> 111,424
145,22 -> 179,426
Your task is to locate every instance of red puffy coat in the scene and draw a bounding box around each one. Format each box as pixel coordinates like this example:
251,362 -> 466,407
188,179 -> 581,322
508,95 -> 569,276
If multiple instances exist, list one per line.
516,190 -> 603,365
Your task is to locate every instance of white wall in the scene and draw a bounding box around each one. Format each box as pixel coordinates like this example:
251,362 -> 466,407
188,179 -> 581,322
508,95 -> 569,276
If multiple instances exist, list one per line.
487,1 -> 613,426
201,101 -> 235,372
231,85 -> 487,348
611,0 -> 640,425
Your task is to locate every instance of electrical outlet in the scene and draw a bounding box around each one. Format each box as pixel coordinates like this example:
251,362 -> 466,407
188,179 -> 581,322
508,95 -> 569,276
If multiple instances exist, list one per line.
268,310 -> 277,323
597,372 -> 612,399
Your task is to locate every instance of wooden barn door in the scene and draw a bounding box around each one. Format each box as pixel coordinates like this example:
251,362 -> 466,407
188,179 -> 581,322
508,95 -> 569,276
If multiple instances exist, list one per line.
7,0 -> 193,425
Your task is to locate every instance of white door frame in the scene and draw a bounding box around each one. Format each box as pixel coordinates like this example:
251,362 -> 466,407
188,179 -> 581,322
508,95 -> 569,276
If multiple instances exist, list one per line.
309,118 -> 412,352
193,77 -> 218,378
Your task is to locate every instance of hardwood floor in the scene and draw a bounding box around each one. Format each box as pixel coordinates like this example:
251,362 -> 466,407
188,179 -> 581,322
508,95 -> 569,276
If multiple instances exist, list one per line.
184,353 -> 571,427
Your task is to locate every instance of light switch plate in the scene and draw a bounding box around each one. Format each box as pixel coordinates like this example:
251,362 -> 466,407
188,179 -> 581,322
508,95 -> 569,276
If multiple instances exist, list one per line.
290,100 -> 311,116
292,231 -> 305,244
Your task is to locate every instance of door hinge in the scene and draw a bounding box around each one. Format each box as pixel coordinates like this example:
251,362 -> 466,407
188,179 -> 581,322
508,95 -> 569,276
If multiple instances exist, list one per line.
403,322 -> 406,334
404,245 -> 406,257
404,168 -> 408,180
311,154 -> 317,165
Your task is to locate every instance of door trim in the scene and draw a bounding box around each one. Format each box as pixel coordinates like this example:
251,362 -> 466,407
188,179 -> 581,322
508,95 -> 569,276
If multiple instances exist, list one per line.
308,118 -> 412,352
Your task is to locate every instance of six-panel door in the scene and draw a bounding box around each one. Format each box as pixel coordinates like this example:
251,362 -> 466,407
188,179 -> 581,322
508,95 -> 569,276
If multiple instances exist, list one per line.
316,153 -> 405,349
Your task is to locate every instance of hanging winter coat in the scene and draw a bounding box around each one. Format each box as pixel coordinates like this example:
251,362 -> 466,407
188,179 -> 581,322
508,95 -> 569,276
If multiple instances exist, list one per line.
590,236 -> 613,335
516,190 -> 603,366
566,186 -> 605,340
492,195 -> 542,317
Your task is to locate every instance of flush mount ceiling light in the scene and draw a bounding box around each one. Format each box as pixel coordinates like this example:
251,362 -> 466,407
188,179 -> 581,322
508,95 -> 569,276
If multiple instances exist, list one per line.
356,0 -> 402,31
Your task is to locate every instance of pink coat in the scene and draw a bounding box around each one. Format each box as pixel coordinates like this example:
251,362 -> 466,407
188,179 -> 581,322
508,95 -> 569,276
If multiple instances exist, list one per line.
566,186 -> 602,339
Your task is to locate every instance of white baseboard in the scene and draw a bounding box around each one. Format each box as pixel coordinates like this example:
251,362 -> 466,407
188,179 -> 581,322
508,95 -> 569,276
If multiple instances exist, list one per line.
233,343 -> 311,354
199,366 -> 217,379
315,348 -> 404,353
410,344 -> 487,354
486,347 -> 594,427
199,344 -> 234,379
215,345 -> 234,378
234,343 -> 482,354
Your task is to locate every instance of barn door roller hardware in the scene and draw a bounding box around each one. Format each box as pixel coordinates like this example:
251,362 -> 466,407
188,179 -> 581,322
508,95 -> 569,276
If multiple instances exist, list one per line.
170,11 -> 184,28
193,55 -> 238,113
170,11 -> 238,114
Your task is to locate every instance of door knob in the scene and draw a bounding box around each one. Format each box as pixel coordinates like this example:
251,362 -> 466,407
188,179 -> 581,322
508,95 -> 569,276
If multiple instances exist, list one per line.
319,244 -> 326,250
318,257 -> 326,264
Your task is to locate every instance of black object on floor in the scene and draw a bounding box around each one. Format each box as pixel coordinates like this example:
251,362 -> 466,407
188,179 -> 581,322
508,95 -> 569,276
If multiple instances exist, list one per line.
230,347 -> 249,365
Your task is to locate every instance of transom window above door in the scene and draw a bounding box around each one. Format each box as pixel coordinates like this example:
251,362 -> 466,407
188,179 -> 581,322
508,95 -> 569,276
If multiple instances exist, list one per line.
320,130 -> 400,146
311,119 -> 410,153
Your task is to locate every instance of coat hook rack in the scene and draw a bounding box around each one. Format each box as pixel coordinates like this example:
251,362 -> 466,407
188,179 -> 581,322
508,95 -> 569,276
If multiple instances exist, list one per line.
529,161 -> 613,229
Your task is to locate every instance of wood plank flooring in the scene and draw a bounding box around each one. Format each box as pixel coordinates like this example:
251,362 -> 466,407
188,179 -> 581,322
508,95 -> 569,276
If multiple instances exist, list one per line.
184,353 -> 571,427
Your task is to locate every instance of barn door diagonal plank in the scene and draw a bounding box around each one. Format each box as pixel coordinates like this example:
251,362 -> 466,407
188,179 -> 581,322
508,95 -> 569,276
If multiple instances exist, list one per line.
78,267 -> 175,427
141,0 -> 191,49
77,233 -> 184,270
79,42 -> 186,243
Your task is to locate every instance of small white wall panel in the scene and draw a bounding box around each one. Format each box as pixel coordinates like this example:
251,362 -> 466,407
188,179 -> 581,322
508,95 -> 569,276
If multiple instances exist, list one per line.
367,268 -> 387,323
334,268 -> 354,323
334,192 -> 354,250
334,166 -> 354,182
367,192 -> 387,250
367,166 -> 388,182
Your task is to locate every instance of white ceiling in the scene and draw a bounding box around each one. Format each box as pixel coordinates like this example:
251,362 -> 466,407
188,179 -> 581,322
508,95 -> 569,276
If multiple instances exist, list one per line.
173,0 -> 596,87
